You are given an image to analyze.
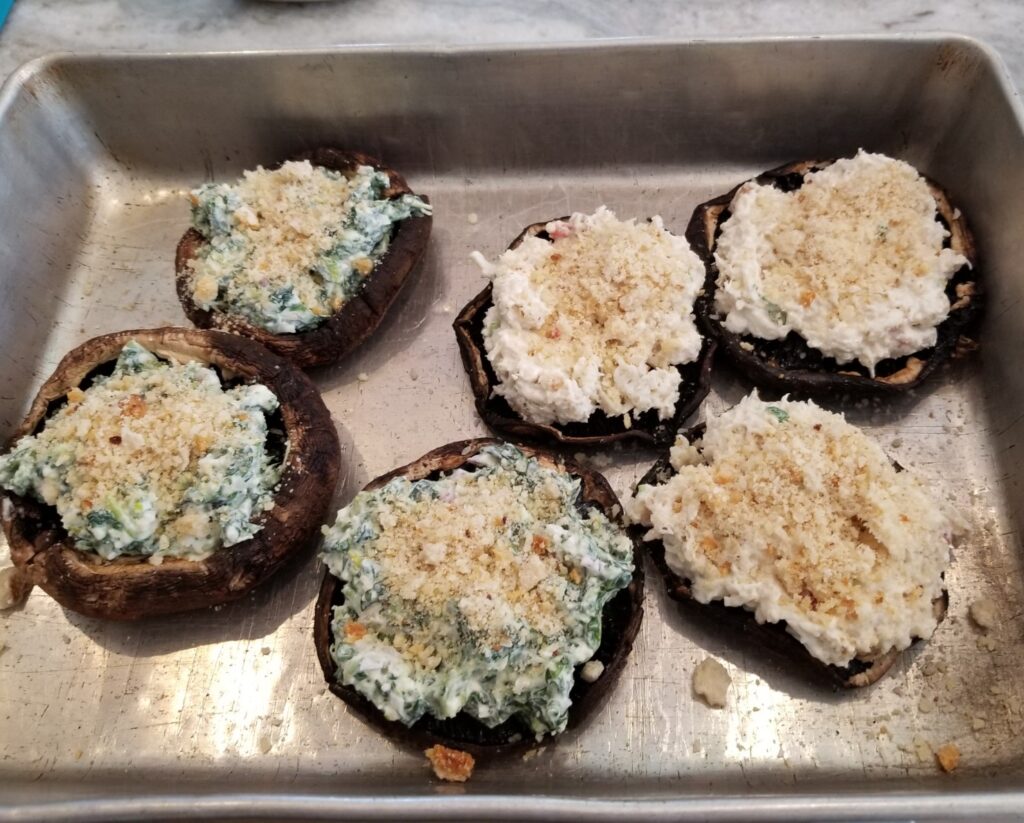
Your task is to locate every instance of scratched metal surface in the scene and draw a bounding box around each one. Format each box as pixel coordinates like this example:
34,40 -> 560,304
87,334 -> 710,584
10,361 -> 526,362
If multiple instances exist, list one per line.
1,38 -> 1024,820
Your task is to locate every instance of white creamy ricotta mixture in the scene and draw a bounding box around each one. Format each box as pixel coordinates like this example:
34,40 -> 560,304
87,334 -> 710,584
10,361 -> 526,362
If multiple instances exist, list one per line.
627,394 -> 957,667
0,342 -> 282,561
321,444 -> 634,739
472,207 -> 706,426
188,160 -> 431,334
713,150 -> 968,372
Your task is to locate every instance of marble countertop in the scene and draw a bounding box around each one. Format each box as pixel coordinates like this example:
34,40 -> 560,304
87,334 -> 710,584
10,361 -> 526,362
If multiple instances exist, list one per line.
0,0 -> 1022,91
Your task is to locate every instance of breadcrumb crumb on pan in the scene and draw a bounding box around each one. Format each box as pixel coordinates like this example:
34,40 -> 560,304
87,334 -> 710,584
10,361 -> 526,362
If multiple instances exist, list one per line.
425,744 -> 476,782
936,743 -> 961,773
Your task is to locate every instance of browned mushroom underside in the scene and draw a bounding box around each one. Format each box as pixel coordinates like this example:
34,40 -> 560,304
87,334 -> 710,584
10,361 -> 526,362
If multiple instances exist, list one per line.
635,433 -> 948,690
454,220 -> 716,447
313,438 -> 645,754
175,148 -> 433,370
1,327 -> 341,620
686,158 -> 982,398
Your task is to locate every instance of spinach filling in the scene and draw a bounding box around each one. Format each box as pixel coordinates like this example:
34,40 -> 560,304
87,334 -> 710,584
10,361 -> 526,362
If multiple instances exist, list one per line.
321,444 -> 633,739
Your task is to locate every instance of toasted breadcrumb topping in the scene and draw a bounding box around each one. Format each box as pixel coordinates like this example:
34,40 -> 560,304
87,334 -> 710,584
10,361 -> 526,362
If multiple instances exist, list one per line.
365,469 -> 574,644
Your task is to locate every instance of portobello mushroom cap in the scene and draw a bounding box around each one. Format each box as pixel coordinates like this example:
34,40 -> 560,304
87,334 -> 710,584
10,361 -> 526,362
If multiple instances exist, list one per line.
0,327 -> 341,620
175,148 -> 433,370
634,424 -> 948,689
313,437 -> 645,755
686,159 -> 982,397
454,219 -> 716,447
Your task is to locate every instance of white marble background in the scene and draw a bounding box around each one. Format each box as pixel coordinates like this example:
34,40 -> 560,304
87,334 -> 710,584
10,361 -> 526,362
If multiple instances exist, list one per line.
0,0 -> 1022,90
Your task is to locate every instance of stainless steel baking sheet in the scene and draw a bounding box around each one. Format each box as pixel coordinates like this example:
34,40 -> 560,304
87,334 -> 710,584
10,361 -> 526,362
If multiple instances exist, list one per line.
1,36 -> 1024,821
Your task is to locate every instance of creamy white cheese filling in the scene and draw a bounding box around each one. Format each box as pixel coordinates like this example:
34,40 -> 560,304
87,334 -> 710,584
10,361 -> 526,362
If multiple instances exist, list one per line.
627,394 -> 957,666
472,207 -> 706,426
713,151 -> 968,373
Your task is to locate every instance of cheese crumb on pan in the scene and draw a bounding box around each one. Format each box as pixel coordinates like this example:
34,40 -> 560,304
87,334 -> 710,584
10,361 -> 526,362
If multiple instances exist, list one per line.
425,745 -> 475,782
188,160 -> 431,334
627,393 -> 957,667
580,659 -> 605,683
713,150 -> 968,372
968,597 -> 998,631
321,443 -> 634,739
472,207 -> 706,425
692,658 -> 731,708
0,341 -> 282,561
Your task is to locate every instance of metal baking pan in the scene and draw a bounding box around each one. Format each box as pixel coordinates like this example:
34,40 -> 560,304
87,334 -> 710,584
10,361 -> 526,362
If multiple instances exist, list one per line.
1,35 -> 1023,821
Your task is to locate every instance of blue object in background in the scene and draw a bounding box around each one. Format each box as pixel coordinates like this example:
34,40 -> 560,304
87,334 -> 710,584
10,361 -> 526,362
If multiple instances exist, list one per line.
0,0 -> 13,32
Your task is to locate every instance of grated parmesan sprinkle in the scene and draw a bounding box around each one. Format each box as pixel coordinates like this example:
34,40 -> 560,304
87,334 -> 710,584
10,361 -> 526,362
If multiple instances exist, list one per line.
714,150 -> 967,372
473,207 -> 706,425
627,393 -> 957,666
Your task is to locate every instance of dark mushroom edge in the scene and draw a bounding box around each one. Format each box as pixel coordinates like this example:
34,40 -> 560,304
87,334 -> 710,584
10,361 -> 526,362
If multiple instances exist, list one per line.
686,158 -> 982,398
176,148 -> 433,370
313,437 -> 645,756
454,218 -> 716,448
0,327 -> 341,620
632,423 -> 948,689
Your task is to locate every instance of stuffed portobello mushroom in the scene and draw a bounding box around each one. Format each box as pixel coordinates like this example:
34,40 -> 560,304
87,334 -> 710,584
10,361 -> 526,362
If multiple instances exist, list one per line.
627,394 -> 955,688
455,208 -> 715,447
687,150 -> 980,397
313,438 -> 644,754
0,328 -> 340,620
176,148 -> 433,369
